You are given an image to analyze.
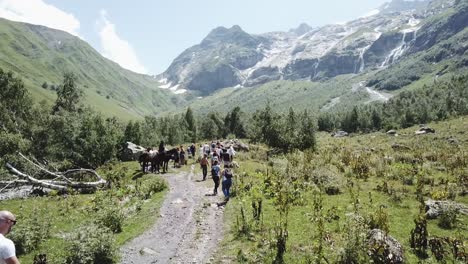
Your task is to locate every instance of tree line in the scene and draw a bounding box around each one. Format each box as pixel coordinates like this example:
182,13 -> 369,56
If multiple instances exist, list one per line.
0,69 -> 318,172
318,75 -> 468,133
2,68 -> 465,171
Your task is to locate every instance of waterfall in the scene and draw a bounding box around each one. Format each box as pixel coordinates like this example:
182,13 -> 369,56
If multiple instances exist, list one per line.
313,59 -> 320,78
355,44 -> 372,73
381,31 -> 408,67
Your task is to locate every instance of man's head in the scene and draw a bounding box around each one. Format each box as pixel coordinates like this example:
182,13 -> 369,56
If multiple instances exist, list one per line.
0,211 -> 16,235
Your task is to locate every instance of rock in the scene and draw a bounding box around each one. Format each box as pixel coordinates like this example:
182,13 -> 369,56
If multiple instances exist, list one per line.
367,229 -> 404,264
331,131 -> 349,137
119,142 -> 146,161
425,199 -> 468,219
139,247 -> 157,255
447,137 -> 459,144
222,139 -> 249,152
386,129 -> 398,135
391,143 -> 411,150
415,126 -> 435,135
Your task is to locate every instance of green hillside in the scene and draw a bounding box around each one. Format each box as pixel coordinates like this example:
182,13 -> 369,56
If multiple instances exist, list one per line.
0,18 -> 183,120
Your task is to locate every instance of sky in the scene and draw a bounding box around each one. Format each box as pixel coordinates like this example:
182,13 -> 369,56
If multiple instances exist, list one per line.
0,0 -> 390,75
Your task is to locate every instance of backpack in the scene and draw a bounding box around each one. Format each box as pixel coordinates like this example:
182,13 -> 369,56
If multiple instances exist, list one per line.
211,166 -> 219,177
224,169 -> 233,179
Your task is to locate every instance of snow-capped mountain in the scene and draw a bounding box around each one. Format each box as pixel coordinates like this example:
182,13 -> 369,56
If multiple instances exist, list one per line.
157,0 -> 465,94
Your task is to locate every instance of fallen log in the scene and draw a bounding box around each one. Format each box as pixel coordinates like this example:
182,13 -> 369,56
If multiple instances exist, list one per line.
4,163 -> 107,193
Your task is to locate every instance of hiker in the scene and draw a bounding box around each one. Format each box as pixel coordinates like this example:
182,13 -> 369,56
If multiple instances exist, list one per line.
204,143 -> 210,156
0,211 -> 19,264
158,141 -> 165,153
221,168 -> 233,200
228,145 -> 236,161
179,146 -> 185,166
190,143 -> 196,159
211,160 -> 221,195
211,150 -> 219,166
222,148 -> 231,168
200,153 -> 209,181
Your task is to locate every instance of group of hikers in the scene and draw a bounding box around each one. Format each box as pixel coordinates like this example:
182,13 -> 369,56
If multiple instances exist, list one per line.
198,141 -> 236,200
141,141 -> 237,201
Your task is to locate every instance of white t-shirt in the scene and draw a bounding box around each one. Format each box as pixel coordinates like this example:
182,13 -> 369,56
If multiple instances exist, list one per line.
0,234 -> 15,263
228,146 -> 236,157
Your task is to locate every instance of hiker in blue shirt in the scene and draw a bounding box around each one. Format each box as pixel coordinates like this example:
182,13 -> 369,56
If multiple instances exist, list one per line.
211,160 -> 221,195
221,168 -> 233,200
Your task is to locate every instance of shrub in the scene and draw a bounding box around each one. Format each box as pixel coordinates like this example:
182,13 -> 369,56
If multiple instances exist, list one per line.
431,190 -> 449,200
91,191 -> 125,233
10,208 -> 51,255
95,202 -> 125,233
137,177 -> 167,200
438,207 -> 458,229
64,223 -> 117,264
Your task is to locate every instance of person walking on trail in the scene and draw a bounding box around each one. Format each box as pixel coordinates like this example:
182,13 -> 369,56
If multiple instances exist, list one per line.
190,143 -> 196,159
221,168 -> 233,200
211,150 -> 219,167
221,148 -> 231,168
228,145 -> 236,161
0,211 -> 20,264
179,146 -> 186,166
200,154 -> 209,181
198,144 -> 204,162
211,160 -> 221,195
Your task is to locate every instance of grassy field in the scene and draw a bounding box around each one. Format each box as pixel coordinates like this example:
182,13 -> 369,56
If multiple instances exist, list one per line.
217,116 -> 467,263
0,161 -> 167,263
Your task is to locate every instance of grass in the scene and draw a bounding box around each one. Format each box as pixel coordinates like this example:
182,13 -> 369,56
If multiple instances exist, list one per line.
0,18 -> 181,121
0,161 -> 167,263
216,116 -> 468,263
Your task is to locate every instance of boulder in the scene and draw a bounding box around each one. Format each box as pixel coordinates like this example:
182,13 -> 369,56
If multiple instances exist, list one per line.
386,129 -> 398,135
447,137 -> 459,145
331,131 -> 349,137
425,199 -> 468,219
368,229 -> 404,264
415,126 -> 435,135
119,142 -> 146,161
222,139 -> 249,152
391,143 -> 411,150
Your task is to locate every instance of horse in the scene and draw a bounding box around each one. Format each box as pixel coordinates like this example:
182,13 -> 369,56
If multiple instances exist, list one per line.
139,151 -> 160,173
138,152 -> 150,173
160,148 -> 178,173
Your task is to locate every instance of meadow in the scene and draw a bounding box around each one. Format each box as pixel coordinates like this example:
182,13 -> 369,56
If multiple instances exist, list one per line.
217,116 -> 467,263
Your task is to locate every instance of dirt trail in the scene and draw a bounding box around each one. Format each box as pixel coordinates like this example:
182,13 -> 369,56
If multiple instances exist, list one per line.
120,165 -> 226,264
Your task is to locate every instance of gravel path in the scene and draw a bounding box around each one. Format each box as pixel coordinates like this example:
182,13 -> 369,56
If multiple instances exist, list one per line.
120,165 -> 226,264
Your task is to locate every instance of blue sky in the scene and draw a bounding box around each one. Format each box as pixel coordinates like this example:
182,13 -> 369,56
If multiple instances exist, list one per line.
0,0 -> 389,75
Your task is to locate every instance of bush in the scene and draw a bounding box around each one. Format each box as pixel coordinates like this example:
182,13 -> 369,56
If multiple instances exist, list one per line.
64,223 -> 117,264
91,191 -> 125,233
438,207 -> 458,229
137,177 -> 167,200
96,205 -> 125,233
10,208 -> 51,255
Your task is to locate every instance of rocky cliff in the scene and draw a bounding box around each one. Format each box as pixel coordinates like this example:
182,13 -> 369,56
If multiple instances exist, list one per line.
157,0 -> 466,94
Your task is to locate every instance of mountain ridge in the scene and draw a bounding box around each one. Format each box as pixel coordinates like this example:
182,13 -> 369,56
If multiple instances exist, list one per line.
157,0 -> 466,96
0,17 -> 183,120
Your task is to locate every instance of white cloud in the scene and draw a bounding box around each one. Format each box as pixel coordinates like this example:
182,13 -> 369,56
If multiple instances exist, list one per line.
97,10 -> 148,74
0,0 -> 80,36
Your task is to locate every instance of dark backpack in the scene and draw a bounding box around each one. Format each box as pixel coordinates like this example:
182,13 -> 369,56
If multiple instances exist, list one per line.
224,169 -> 233,179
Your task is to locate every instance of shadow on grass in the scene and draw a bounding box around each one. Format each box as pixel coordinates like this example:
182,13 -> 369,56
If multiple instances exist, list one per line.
132,171 -> 145,180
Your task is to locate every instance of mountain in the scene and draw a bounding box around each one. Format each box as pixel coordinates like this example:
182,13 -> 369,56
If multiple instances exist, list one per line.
0,18 -> 183,120
157,0 -> 468,97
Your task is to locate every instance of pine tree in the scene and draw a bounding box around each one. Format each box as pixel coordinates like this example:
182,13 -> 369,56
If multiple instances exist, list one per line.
185,107 -> 197,142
